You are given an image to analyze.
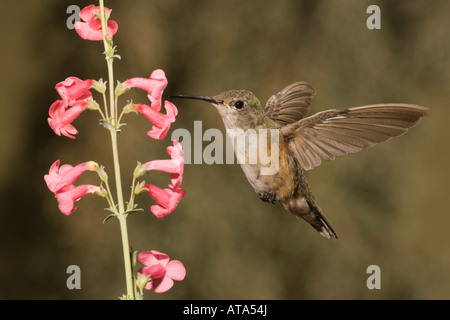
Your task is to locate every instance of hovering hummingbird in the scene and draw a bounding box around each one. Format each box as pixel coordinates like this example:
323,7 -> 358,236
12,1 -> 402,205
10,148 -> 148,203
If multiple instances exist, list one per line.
171,82 -> 427,238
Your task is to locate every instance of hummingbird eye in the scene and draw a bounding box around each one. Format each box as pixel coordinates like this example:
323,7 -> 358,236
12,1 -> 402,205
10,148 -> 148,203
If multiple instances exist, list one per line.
234,100 -> 245,109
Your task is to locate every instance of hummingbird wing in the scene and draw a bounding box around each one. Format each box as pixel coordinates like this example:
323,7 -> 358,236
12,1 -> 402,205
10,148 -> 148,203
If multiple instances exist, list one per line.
265,82 -> 316,126
280,104 -> 428,171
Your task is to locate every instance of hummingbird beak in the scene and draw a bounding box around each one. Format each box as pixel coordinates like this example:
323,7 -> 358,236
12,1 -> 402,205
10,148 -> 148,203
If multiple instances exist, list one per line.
169,94 -> 223,105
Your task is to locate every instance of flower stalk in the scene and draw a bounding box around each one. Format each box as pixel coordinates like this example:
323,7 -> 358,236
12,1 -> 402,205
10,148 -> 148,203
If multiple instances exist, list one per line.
45,2 -> 186,299
98,0 -> 134,299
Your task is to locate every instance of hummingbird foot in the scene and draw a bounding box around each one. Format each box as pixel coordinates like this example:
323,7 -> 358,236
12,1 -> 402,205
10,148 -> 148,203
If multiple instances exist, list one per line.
257,191 -> 277,204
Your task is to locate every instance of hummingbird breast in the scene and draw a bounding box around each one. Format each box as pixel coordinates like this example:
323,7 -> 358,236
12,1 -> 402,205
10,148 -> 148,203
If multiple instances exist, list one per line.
235,128 -> 299,203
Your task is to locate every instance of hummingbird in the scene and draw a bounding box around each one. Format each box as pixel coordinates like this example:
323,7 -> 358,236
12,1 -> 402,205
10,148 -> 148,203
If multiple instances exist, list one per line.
171,82 -> 428,239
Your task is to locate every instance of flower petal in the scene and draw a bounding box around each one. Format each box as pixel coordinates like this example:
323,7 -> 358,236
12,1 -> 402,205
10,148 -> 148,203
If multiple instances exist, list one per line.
138,250 -> 170,268
142,158 -> 182,176
153,276 -> 174,293
55,77 -> 93,106
56,192 -> 76,216
167,140 -> 183,158
58,124 -> 78,139
44,160 -> 61,189
165,260 -> 186,281
49,100 -> 67,117
140,264 -> 166,280
55,184 -> 98,215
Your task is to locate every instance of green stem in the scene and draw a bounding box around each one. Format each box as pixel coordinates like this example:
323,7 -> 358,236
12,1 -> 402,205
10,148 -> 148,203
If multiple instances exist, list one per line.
107,62 -> 115,121
102,91 -> 109,120
99,0 -> 134,299
109,132 -> 125,212
98,0 -> 115,122
110,130 -> 134,299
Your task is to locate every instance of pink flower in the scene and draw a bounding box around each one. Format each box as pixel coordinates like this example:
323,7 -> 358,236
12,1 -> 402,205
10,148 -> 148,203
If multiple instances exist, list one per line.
134,101 -> 178,140
124,69 -> 168,112
74,5 -> 118,41
137,250 -> 186,293
143,140 -> 184,188
48,77 -> 93,139
56,184 -> 100,215
140,141 -> 185,218
48,101 -> 85,139
144,185 -> 186,219
124,70 -> 178,140
55,77 -> 93,106
44,160 -> 99,215
44,160 -> 98,193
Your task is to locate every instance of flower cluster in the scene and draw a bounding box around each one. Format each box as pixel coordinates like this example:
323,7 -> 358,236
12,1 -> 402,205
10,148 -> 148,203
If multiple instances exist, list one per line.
44,4 -> 186,297
48,77 -> 93,139
137,140 -> 186,219
123,69 -> 178,140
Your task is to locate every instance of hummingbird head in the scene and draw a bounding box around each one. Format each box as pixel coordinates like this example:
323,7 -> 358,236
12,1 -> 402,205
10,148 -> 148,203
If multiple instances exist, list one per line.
171,90 -> 263,130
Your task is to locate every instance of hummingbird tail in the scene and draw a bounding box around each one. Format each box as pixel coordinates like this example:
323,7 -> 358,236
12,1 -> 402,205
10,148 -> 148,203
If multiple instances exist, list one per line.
308,205 -> 338,239
281,197 -> 338,239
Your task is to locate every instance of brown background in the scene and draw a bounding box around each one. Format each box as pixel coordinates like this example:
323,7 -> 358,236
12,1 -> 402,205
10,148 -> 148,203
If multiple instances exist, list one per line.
0,0 -> 449,299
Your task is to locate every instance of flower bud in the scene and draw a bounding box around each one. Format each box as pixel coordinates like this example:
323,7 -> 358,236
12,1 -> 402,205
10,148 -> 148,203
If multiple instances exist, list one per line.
96,165 -> 108,183
115,81 -> 129,97
131,250 -> 138,270
135,272 -> 151,290
133,162 -> 147,179
84,99 -> 100,111
134,180 -> 148,195
91,79 -> 106,94
122,101 -> 136,114
94,186 -> 108,198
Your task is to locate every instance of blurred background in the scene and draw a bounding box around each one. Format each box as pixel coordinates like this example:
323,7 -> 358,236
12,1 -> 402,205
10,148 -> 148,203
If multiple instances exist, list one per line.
1,0 -> 449,300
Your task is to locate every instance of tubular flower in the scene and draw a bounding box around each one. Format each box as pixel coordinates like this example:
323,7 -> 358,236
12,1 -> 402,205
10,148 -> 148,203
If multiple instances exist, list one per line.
44,160 -> 98,193
137,250 -> 186,293
123,69 -> 168,112
44,160 -> 99,215
143,185 -> 185,219
134,101 -> 178,140
123,70 -> 177,140
74,5 -> 118,41
142,140 -> 184,188
140,141 -> 185,218
48,101 -> 85,139
55,77 -> 93,106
